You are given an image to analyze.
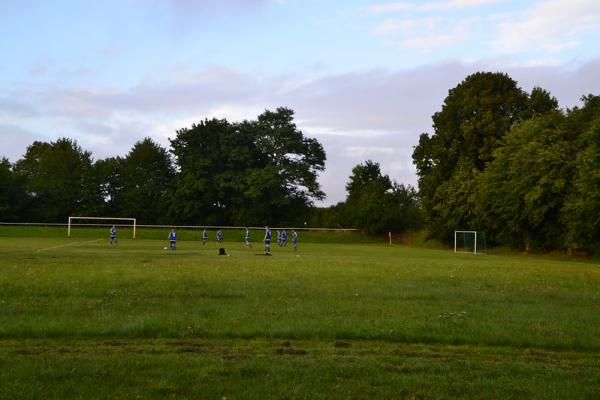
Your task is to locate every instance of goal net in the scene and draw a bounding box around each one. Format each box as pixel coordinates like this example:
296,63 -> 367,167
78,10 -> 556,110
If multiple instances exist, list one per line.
68,217 -> 137,239
454,231 -> 486,254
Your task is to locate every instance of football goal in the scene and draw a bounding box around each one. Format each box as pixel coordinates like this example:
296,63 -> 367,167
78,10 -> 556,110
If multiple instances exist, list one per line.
68,217 -> 137,238
454,231 -> 486,254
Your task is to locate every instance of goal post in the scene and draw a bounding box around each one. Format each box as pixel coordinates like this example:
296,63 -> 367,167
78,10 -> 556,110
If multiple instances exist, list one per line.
68,217 -> 137,239
454,230 -> 486,254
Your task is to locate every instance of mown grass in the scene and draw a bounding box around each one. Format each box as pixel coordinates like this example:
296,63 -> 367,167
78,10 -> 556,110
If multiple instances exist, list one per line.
2,339 -> 599,399
1,227 -> 599,398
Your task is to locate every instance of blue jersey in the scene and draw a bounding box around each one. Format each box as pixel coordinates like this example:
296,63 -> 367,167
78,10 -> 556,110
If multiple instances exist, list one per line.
169,231 -> 176,241
282,230 -> 288,239
110,228 -> 117,238
292,232 -> 298,244
265,229 -> 272,242
217,230 -> 223,240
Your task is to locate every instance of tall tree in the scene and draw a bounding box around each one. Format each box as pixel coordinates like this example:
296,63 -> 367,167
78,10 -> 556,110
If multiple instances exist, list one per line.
562,95 -> 600,253
169,108 -> 326,226
412,72 -> 557,243
14,138 -> 95,221
169,118 -> 247,224
254,108 -> 326,203
342,160 -> 422,234
0,158 -> 27,221
118,138 -> 175,223
430,158 -> 481,241
92,156 -> 123,217
478,111 -> 572,251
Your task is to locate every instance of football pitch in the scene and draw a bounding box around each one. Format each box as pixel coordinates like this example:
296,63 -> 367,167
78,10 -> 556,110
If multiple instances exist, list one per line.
1,230 -> 600,399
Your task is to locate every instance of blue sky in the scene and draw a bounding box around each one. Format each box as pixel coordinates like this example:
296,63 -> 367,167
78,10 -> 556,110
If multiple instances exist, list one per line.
2,0 -> 600,204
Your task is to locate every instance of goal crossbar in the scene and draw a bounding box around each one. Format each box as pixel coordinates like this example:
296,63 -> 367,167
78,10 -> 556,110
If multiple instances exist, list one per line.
68,217 -> 137,238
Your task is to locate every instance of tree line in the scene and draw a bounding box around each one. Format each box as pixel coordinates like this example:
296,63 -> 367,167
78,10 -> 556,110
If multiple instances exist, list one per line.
412,72 -> 600,254
1,108 -> 326,226
1,106 -> 421,232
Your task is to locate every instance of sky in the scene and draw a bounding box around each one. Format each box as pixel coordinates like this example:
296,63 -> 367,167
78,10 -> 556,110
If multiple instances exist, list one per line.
1,0 -> 600,205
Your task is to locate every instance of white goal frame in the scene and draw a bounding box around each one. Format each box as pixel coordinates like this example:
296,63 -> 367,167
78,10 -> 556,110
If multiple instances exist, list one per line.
454,230 -> 482,254
68,217 -> 137,239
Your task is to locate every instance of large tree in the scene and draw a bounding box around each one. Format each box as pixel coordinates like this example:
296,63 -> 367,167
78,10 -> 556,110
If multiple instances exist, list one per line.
253,108 -> 326,203
478,111 -> 572,251
92,156 -> 123,217
169,108 -> 326,225
0,158 -> 27,221
118,138 -> 175,223
14,138 -> 95,221
412,72 -> 558,243
342,160 -> 422,234
562,95 -> 600,253
169,118 -> 254,224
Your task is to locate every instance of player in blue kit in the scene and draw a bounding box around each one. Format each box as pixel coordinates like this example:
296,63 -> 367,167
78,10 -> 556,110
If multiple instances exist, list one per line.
264,226 -> 272,255
110,225 -> 117,245
169,228 -> 177,250
281,229 -> 288,247
292,230 -> 298,253
202,229 -> 208,245
217,229 -> 223,244
245,227 -> 251,247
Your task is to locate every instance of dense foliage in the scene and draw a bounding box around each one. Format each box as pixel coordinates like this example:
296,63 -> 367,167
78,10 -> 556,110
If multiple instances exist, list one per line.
169,108 -> 326,226
3,106 -> 425,233
310,161 -> 423,234
1,108 -> 326,226
413,72 -> 600,253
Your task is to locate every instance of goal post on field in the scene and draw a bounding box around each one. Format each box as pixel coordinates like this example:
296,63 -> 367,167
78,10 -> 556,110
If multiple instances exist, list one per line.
68,217 -> 137,239
454,230 -> 486,254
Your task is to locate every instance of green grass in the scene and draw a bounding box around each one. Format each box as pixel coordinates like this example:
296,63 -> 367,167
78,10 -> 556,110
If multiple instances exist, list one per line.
1,227 -> 599,398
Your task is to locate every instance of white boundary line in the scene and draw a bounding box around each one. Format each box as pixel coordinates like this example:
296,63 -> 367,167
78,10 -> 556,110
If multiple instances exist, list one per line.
36,239 -> 103,252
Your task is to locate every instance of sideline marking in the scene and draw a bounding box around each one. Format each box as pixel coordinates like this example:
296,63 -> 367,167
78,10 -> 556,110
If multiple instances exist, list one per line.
36,239 -> 103,252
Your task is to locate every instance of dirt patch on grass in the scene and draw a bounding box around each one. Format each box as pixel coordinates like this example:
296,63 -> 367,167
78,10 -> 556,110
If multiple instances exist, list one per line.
334,340 -> 351,348
178,345 -> 205,353
275,348 -> 307,355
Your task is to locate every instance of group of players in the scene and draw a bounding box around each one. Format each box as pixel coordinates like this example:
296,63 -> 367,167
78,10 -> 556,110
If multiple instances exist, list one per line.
109,225 -> 298,255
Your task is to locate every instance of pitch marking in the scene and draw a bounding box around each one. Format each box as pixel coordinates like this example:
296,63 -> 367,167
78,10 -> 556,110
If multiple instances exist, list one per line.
36,239 -> 103,252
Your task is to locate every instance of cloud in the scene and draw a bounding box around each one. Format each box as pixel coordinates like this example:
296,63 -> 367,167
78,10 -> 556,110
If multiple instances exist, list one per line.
373,17 -> 440,35
372,14 -> 473,51
166,0 -> 267,13
344,146 -> 397,157
161,0 -> 268,24
401,19 -> 470,51
0,96 -> 40,117
492,0 -> 600,54
372,0 -> 502,13
9,67 -> 266,121
371,0 -> 600,55
0,123 -> 41,161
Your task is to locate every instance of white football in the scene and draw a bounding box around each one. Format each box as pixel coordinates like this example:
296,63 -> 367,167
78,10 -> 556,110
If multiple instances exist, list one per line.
163,247 -> 168,250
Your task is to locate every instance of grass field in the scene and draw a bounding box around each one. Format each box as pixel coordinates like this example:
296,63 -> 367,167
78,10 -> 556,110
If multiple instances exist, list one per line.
1,227 -> 599,398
